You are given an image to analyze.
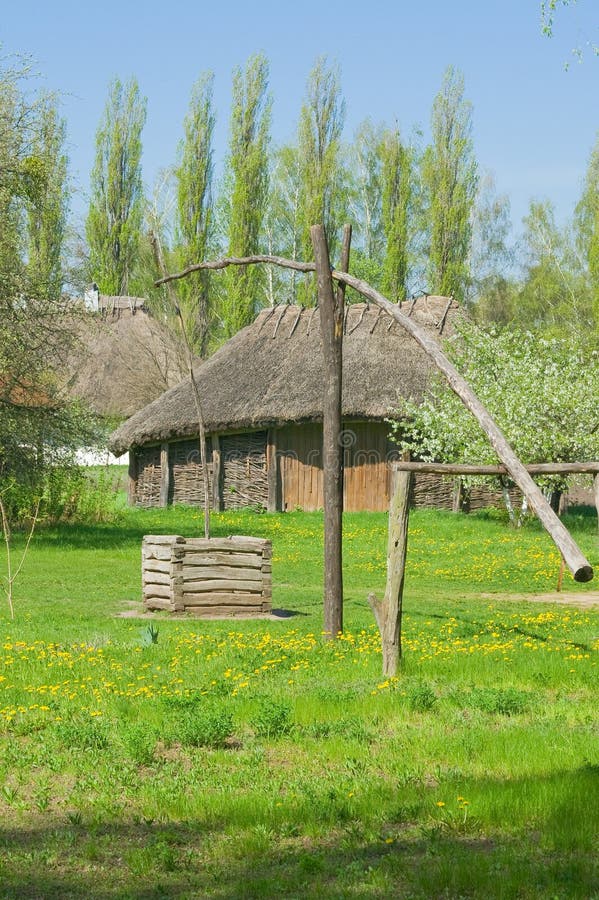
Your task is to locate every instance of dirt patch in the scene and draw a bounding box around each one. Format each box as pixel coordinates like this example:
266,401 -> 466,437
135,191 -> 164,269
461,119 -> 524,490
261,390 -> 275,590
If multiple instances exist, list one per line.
115,602 -> 303,620
481,590 -> 599,609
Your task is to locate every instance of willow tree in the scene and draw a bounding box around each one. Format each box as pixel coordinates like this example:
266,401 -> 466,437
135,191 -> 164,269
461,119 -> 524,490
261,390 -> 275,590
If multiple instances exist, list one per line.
221,54 -> 271,337
86,77 -> 147,295
173,73 -> 216,356
422,67 -> 478,302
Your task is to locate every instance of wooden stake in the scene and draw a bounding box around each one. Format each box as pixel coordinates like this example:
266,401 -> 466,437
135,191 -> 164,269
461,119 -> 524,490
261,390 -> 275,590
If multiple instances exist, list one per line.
311,224 -> 344,638
368,468 -> 412,676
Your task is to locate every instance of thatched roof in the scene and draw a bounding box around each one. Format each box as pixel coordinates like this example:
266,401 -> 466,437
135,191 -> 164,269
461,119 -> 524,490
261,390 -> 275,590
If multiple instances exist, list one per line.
66,307 -> 187,418
109,296 -> 461,454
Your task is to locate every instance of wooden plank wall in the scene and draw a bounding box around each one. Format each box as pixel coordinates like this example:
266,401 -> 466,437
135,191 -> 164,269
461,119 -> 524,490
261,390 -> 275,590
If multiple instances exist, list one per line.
278,422 -> 392,512
279,423 -> 323,511
343,422 -> 391,512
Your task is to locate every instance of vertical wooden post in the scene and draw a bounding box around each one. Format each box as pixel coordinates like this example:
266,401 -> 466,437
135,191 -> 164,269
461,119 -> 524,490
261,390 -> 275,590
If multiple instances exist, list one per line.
127,451 -> 138,506
311,224 -> 345,639
368,465 -> 413,676
266,428 -> 280,513
211,434 -> 222,512
594,474 -> 599,533
159,443 -> 170,508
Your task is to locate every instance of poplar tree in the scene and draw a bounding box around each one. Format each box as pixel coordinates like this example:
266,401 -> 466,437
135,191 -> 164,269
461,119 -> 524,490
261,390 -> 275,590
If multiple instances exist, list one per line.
297,57 -> 346,302
264,144 -> 302,304
349,120 -> 384,289
86,77 -> 146,295
221,54 -> 271,337
380,126 -> 414,301
422,67 -> 478,302
26,95 -> 68,300
174,73 -> 215,356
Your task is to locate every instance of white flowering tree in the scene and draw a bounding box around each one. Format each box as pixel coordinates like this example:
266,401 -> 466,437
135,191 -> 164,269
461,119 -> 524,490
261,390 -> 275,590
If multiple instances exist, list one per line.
390,323 -> 599,522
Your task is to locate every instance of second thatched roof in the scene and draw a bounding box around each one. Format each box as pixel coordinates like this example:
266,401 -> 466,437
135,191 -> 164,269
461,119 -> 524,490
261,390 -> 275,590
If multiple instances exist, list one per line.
109,296 -> 461,455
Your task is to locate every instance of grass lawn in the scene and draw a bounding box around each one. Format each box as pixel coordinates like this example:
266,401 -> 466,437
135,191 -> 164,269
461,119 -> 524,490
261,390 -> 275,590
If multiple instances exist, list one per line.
0,499 -> 597,898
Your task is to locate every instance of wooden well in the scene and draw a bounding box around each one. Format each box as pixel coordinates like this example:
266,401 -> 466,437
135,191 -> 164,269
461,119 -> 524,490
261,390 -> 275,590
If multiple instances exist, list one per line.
142,535 -> 272,616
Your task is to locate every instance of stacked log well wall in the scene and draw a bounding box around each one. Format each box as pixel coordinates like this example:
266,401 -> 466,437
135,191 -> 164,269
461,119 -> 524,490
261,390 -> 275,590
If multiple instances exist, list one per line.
142,535 -> 272,617
142,535 -> 185,611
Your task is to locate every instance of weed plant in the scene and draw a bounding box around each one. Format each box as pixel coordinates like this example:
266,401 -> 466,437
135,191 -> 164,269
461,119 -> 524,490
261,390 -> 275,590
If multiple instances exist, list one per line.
0,503 -> 596,896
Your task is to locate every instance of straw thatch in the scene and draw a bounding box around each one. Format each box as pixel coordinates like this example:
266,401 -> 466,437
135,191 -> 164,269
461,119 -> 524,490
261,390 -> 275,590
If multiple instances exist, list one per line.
67,306 -> 187,419
109,296 -> 461,454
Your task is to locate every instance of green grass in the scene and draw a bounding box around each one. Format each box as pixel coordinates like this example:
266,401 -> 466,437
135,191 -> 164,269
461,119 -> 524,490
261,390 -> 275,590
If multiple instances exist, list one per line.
0,503 -> 597,898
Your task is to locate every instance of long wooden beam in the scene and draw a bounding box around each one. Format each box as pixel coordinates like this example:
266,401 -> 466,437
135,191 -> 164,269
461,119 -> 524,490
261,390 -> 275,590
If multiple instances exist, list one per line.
155,254 -> 594,583
393,462 -> 599,476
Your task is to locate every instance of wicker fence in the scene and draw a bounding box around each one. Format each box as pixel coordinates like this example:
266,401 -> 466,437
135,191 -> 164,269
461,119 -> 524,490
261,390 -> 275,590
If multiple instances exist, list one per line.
142,535 -> 272,617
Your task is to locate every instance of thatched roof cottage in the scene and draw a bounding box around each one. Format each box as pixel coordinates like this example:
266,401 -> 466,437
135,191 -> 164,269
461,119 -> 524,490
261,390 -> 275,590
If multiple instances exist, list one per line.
109,296 -> 467,512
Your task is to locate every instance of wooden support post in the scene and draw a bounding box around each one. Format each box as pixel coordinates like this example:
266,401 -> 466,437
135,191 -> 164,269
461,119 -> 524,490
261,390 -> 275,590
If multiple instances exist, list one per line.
311,224 -> 344,639
266,428 -> 280,513
211,434 -> 222,512
452,477 -> 464,514
128,452 -> 138,506
159,443 -> 170,508
368,468 -> 412,676
594,474 -> 599,533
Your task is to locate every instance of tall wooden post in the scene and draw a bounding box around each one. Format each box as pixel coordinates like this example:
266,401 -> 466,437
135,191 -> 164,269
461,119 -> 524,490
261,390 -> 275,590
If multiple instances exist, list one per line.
127,451 -> 138,506
211,434 -> 222,512
311,224 -> 348,638
266,428 -> 280,513
594,474 -> 599,533
159,443 -> 170,508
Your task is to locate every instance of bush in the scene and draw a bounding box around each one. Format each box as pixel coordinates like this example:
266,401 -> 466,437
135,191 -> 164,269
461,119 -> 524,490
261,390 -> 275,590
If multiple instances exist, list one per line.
0,465 -> 122,527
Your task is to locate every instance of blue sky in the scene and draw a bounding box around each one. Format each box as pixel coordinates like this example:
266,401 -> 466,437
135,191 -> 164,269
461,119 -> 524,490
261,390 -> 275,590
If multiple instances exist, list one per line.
2,0 -> 598,237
